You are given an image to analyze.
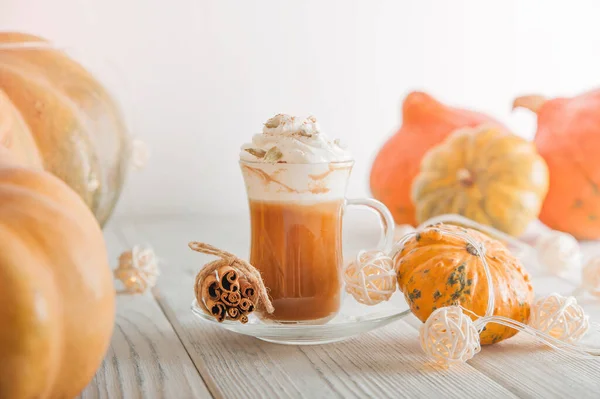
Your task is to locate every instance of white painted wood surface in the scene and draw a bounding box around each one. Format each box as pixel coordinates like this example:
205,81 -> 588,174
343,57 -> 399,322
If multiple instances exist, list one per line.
78,225 -> 212,399
81,215 -> 600,399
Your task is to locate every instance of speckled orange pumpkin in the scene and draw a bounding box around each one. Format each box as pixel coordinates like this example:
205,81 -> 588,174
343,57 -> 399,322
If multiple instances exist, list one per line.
394,223 -> 534,345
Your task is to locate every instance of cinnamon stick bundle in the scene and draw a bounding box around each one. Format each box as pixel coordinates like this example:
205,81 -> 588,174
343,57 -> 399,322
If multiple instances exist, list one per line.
191,242 -> 274,325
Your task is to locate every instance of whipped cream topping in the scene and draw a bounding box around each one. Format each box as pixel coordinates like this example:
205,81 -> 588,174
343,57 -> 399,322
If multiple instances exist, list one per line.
240,114 -> 353,163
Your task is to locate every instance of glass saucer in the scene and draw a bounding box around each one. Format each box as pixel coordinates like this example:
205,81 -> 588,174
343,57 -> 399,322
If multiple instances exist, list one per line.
191,293 -> 412,345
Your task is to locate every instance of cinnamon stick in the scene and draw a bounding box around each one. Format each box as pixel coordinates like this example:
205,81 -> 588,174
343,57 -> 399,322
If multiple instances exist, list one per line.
218,265 -> 240,292
206,300 -> 227,322
239,298 -> 255,313
239,278 -> 256,300
221,291 -> 241,307
227,307 -> 241,320
201,274 -> 221,302
240,314 -> 249,324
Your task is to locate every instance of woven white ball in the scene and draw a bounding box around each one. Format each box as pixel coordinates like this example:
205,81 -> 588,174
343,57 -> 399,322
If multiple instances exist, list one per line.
344,250 -> 396,305
420,306 -> 481,366
582,256 -> 600,298
536,231 -> 582,275
114,245 -> 160,294
529,293 -> 589,343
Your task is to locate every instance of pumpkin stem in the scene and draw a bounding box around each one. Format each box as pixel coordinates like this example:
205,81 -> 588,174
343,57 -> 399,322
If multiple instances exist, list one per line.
456,168 -> 474,187
402,91 -> 444,122
512,95 -> 547,114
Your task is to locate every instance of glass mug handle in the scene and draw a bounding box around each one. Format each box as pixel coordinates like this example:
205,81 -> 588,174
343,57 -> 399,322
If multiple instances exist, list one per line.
345,198 -> 395,254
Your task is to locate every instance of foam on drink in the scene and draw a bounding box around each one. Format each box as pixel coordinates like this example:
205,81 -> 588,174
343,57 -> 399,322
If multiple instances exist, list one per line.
240,114 -> 352,165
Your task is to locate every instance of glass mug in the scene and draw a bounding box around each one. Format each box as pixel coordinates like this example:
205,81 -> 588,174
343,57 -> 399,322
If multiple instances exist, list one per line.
240,160 -> 394,324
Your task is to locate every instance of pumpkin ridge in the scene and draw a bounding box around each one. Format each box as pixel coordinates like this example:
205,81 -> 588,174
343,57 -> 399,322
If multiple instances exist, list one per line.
412,175 -> 456,197
467,201 -> 494,228
0,188 -> 76,395
0,90 -> 42,167
0,56 -> 97,198
0,224 -> 63,399
428,192 -> 458,218
95,130 -> 130,223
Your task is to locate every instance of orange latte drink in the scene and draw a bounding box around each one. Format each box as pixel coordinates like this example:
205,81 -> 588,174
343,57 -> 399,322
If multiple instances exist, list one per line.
240,114 -> 393,323
245,177 -> 351,323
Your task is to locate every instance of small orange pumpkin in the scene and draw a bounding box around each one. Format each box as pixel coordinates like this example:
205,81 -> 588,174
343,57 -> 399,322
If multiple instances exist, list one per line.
394,223 -> 534,345
370,91 -> 502,226
0,150 -> 115,398
514,91 -> 600,239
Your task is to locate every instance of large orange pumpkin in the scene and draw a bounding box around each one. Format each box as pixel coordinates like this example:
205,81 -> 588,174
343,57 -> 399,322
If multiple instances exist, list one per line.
370,91 -> 502,226
0,32 -> 131,226
514,91 -> 600,239
0,150 -> 115,398
394,223 -> 534,345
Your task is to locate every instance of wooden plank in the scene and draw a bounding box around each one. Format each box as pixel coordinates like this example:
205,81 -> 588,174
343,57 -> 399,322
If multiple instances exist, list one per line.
119,214 -> 517,399
78,223 -> 212,399
403,247 -> 600,399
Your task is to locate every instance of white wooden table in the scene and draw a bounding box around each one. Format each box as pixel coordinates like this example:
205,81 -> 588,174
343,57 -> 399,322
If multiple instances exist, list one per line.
79,214 -> 600,399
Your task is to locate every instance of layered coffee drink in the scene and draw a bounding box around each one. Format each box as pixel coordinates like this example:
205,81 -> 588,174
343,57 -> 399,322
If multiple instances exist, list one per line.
240,114 -> 353,323
248,200 -> 344,322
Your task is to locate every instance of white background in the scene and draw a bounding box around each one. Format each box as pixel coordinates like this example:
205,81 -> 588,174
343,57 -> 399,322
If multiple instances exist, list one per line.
3,0 -> 600,218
